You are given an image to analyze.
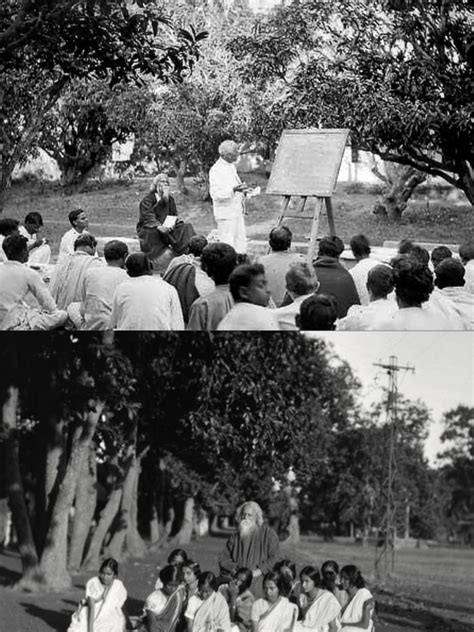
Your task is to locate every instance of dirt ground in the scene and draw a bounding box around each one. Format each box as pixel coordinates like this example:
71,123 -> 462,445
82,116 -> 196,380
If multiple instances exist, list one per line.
0,536 -> 472,632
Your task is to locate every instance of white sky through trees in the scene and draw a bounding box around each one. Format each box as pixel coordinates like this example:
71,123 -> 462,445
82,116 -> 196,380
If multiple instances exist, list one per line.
311,332 -> 474,465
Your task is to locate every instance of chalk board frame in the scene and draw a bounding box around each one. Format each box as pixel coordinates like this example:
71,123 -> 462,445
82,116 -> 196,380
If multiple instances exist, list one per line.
266,128 -> 350,197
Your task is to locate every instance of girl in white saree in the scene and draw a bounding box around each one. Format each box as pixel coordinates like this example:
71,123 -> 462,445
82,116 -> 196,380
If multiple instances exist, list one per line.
251,571 -> 298,632
339,566 -> 374,631
191,571 -> 232,632
68,558 -> 127,632
294,566 -> 340,632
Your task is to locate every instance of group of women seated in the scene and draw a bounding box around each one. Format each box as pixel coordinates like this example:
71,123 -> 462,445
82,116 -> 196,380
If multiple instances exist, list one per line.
68,549 -> 375,632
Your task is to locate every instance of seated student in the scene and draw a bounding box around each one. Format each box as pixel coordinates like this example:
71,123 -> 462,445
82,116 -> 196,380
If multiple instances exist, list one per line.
337,265 -> 396,330
187,243 -> 237,331
258,226 -> 305,306
183,560 -> 201,601
68,558 -> 127,632
0,217 -> 20,262
431,245 -> 452,270
143,565 -> 186,632
339,565 -> 374,632
187,571 -> 231,632
433,258 -> 473,329
0,235 -> 67,331
225,568 -> 255,632
294,565 -> 341,632
349,234 -> 379,306
50,233 -> 104,312
67,240 -> 129,330
321,561 -> 348,610
163,235 -> 215,323
217,263 -> 279,331
312,236 -> 360,318
251,571 -> 298,632
296,294 -> 338,331
273,560 -> 301,605
58,209 -> 89,262
137,173 -> 195,263
19,211 -> 51,264
109,253 -> 184,331
370,256 -> 462,330
272,263 -> 319,331
154,548 -> 188,590
459,241 -> 474,294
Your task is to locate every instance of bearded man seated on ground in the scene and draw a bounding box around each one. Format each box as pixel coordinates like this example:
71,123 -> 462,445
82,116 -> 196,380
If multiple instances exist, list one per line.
0,235 -> 66,330
218,501 -> 280,588
136,173 -> 196,267
50,233 -> 104,313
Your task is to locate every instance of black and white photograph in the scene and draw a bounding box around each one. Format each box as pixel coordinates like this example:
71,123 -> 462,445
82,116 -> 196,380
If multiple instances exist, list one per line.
0,1 -> 473,632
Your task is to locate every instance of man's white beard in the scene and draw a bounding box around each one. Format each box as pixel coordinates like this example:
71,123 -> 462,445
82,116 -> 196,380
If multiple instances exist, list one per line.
239,519 -> 257,538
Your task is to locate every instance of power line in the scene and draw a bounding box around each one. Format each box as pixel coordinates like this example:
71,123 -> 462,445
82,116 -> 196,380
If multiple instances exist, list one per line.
373,355 -> 415,579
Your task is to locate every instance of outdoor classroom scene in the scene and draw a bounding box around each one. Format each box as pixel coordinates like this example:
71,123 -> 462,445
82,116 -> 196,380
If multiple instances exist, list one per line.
1,0 -> 473,331
0,332 -> 473,632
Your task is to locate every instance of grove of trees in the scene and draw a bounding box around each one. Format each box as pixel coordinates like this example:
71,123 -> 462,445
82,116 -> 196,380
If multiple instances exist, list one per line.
1,333 -> 471,593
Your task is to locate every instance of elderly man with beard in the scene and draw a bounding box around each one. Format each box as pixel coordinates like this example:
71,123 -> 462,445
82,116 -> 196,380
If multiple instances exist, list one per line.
218,501 -> 280,588
137,173 -> 195,263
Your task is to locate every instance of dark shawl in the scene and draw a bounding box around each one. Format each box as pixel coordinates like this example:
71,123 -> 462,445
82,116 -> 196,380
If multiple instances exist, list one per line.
313,256 -> 360,318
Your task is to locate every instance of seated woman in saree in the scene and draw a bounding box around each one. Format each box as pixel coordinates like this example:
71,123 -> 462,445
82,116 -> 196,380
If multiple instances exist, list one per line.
137,174 -> 196,262
273,560 -> 301,605
67,558 -> 127,632
294,566 -> 340,632
155,549 -> 189,589
183,559 -> 202,601
251,571 -> 298,632
321,561 -> 348,610
188,571 -> 231,632
226,567 -> 255,632
143,564 -> 186,632
339,566 -> 374,632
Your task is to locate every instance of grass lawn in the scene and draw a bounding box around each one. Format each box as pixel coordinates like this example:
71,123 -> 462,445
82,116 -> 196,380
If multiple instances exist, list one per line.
0,536 -> 472,632
3,175 -> 473,261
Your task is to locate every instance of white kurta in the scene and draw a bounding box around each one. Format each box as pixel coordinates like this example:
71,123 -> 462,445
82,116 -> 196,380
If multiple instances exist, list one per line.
217,302 -> 280,331
349,258 -> 381,306
109,275 -> 184,330
337,298 -> 398,331
209,157 -> 246,253
19,225 -> 52,264
58,228 -> 85,262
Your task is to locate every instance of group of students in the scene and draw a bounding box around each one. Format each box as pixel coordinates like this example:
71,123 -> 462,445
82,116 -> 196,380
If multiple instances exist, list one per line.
1,204 -> 473,331
69,549 -> 375,632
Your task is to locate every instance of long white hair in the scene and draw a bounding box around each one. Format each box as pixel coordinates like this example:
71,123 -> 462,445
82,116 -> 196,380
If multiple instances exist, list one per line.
235,501 -> 264,527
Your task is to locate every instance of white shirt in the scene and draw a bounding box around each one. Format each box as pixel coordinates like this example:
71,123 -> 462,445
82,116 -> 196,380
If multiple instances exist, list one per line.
370,305 -> 458,330
209,157 -> 243,215
271,294 -> 313,330
0,261 -> 57,326
349,258 -> 381,306
217,302 -> 280,330
337,298 -> 398,330
109,275 -> 184,330
58,228 -> 85,262
81,266 -> 129,329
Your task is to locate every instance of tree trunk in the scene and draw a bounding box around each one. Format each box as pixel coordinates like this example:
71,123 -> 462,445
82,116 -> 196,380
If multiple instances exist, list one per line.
456,159 -> 474,205
374,164 -> 426,219
105,450 -> 137,561
68,442 -> 98,571
149,506 -> 161,544
172,158 -> 188,194
124,450 -> 146,558
39,402 -> 103,590
199,169 -> 211,201
174,498 -> 194,545
82,483 -> 123,571
3,386 -> 42,587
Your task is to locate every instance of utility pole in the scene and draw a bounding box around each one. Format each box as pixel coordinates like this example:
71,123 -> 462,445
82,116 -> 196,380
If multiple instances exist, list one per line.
373,355 -> 414,578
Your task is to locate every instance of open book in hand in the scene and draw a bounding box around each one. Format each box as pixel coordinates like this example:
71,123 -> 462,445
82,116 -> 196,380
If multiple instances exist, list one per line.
162,215 -> 178,229
245,185 -> 261,198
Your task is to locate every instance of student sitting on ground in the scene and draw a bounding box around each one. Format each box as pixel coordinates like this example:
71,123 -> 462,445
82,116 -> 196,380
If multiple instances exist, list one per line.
459,240 -> 474,294
272,262 -> 319,331
187,243 -> 238,331
251,571 -> 297,632
19,211 -> 51,264
296,294 -> 338,331
0,217 -> 20,262
294,565 -> 341,632
217,263 -> 279,331
321,561 -> 348,609
273,560 -> 301,605
188,571 -> 231,632
430,245 -> 452,270
58,208 -> 89,262
0,234 -> 67,331
348,234 -> 379,306
67,240 -> 129,330
109,253 -> 184,331
227,568 -> 255,632
433,258 -> 473,329
337,265 -> 396,330
258,226 -> 305,307
339,565 -> 374,632
142,565 -> 186,632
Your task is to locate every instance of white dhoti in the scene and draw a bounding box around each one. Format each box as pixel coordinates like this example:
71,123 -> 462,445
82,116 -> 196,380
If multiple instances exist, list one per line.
209,157 -> 247,253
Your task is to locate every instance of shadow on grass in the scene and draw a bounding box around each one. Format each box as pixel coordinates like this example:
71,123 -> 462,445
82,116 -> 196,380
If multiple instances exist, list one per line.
20,603 -> 71,631
0,563 -> 21,586
379,600 -> 473,632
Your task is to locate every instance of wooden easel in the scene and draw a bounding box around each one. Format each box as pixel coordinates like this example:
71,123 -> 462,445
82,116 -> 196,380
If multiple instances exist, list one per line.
275,195 -> 336,264
266,128 -> 349,263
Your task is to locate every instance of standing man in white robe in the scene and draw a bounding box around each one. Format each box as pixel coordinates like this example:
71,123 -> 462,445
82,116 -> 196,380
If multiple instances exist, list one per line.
209,140 -> 249,254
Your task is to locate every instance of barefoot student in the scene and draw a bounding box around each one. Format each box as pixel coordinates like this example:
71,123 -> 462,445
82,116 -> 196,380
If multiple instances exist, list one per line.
68,558 -> 127,632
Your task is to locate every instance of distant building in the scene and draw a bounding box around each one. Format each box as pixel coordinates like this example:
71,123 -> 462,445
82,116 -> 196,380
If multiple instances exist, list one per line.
247,0 -> 285,13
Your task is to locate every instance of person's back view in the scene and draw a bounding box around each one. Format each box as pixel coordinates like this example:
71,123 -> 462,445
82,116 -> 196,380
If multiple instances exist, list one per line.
313,236 -> 360,318
258,226 -> 304,306
296,294 -> 338,331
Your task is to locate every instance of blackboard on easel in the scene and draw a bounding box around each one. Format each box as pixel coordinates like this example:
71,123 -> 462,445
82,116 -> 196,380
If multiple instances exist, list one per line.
266,129 -> 349,261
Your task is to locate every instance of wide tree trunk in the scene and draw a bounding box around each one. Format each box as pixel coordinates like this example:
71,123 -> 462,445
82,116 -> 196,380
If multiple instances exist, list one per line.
373,164 -> 426,219
39,402 -> 103,589
82,482 -> 123,571
68,442 -> 98,571
105,450 -> 137,561
174,497 -> 194,545
3,386 -> 42,587
124,448 -> 147,558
